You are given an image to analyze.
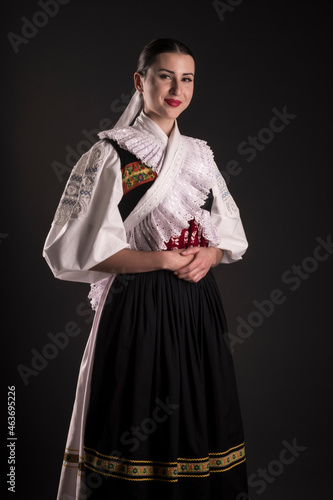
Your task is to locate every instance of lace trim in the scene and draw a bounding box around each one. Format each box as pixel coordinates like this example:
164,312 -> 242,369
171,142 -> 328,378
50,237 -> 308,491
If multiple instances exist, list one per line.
53,142 -> 107,226
88,134 -> 222,310
127,136 -> 221,251
98,127 -> 165,173
88,277 -> 110,311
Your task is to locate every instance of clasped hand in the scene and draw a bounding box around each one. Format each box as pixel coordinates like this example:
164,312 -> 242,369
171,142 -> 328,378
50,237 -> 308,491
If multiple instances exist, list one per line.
168,247 -> 223,283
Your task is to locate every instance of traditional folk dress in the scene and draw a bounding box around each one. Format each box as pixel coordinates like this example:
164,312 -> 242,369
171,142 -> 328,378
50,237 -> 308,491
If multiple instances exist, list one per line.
43,94 -> 249,499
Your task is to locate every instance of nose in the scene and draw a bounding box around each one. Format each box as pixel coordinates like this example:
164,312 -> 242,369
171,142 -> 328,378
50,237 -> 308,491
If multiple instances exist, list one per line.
170,79 -> 182,96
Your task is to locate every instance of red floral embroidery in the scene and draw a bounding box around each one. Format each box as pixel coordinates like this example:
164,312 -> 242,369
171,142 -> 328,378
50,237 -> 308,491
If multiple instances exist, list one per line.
165,219 -> 208,250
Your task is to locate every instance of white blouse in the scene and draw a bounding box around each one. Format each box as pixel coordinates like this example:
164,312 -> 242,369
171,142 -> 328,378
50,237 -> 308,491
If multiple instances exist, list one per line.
43,111 -> 248,284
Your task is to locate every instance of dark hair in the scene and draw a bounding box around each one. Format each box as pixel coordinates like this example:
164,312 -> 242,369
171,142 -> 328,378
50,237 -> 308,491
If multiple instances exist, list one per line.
136,38 -> 195,76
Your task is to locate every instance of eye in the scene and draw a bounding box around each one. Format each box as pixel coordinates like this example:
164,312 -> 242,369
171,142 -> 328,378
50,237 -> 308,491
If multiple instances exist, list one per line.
183,77 -> 193,83
160,74 -> 171,79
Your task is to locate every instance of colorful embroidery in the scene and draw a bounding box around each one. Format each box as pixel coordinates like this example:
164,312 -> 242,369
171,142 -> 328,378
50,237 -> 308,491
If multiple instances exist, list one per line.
83,443 -> 245,482
122,161 -> 157,195
209,445 -> 246,472
63,449 -> 85,472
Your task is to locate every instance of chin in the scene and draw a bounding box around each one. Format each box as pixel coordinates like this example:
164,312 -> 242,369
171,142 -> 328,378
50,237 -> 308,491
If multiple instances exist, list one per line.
166,110 -> 182,119
165,107 -> 185,119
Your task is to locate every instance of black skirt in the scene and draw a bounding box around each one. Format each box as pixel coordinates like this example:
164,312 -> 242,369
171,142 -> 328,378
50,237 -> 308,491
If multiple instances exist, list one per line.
83,269 -> 248,499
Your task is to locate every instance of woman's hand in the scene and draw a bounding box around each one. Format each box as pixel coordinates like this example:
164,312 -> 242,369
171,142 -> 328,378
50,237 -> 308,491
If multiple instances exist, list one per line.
90,247 -> 222,280
162,248 -> 195,271
173,247 -> 223,283
91,248 -> 194,275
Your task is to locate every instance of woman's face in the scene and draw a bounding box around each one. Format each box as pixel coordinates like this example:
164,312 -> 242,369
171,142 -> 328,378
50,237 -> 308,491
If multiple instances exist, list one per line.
134,52 -> 195,133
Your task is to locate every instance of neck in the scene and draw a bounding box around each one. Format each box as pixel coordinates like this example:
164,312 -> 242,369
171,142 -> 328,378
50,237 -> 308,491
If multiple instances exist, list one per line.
143,110 -> 175,137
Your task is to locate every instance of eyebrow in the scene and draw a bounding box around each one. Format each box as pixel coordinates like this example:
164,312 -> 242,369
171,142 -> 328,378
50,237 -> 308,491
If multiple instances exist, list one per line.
157,68 -> 195,76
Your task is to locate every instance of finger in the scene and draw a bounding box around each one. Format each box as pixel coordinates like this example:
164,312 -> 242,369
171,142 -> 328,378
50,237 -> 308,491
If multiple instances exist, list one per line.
174,258 -> 197,275
177,264 -> 206,281
175,262 -> 198,277
184,260 -> 210,280
180,247 -> 200,256
182,269 -> 205,283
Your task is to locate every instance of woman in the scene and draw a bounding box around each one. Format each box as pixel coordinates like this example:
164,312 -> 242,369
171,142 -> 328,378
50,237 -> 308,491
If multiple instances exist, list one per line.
43,38 -> 249,500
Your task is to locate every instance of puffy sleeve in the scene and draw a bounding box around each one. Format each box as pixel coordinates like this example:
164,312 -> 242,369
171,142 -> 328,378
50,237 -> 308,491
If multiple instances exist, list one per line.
43,140 -> 130,283
210,167 -> 248,264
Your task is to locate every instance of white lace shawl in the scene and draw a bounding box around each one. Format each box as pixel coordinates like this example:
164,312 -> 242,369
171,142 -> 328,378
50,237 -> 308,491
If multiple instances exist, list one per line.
44,112 -> 247,310
88,122 -> 226,310
99,123 -> 222,251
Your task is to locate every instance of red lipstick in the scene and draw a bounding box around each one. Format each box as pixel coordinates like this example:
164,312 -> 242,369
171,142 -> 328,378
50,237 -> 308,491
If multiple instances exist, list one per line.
164,99 -> 182,107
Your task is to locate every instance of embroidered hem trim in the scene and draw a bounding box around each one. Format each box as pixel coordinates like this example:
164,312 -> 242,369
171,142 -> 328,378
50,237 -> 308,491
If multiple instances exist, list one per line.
62,443 -> 246,482
63,448 -> 85,474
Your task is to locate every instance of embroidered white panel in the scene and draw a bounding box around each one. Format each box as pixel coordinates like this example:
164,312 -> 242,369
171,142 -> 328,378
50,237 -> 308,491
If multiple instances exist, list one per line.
53,143 -> 107,226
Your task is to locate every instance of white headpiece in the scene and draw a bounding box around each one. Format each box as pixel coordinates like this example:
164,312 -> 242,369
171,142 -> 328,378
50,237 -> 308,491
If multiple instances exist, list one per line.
114,90 -> 144,129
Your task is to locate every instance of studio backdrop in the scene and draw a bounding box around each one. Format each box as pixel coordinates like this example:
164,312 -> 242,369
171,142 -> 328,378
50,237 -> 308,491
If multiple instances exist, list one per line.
2,0 -> 332,498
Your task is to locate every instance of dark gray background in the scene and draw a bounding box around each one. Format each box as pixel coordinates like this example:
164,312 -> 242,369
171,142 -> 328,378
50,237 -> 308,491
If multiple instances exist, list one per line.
2,0 -> 332,498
